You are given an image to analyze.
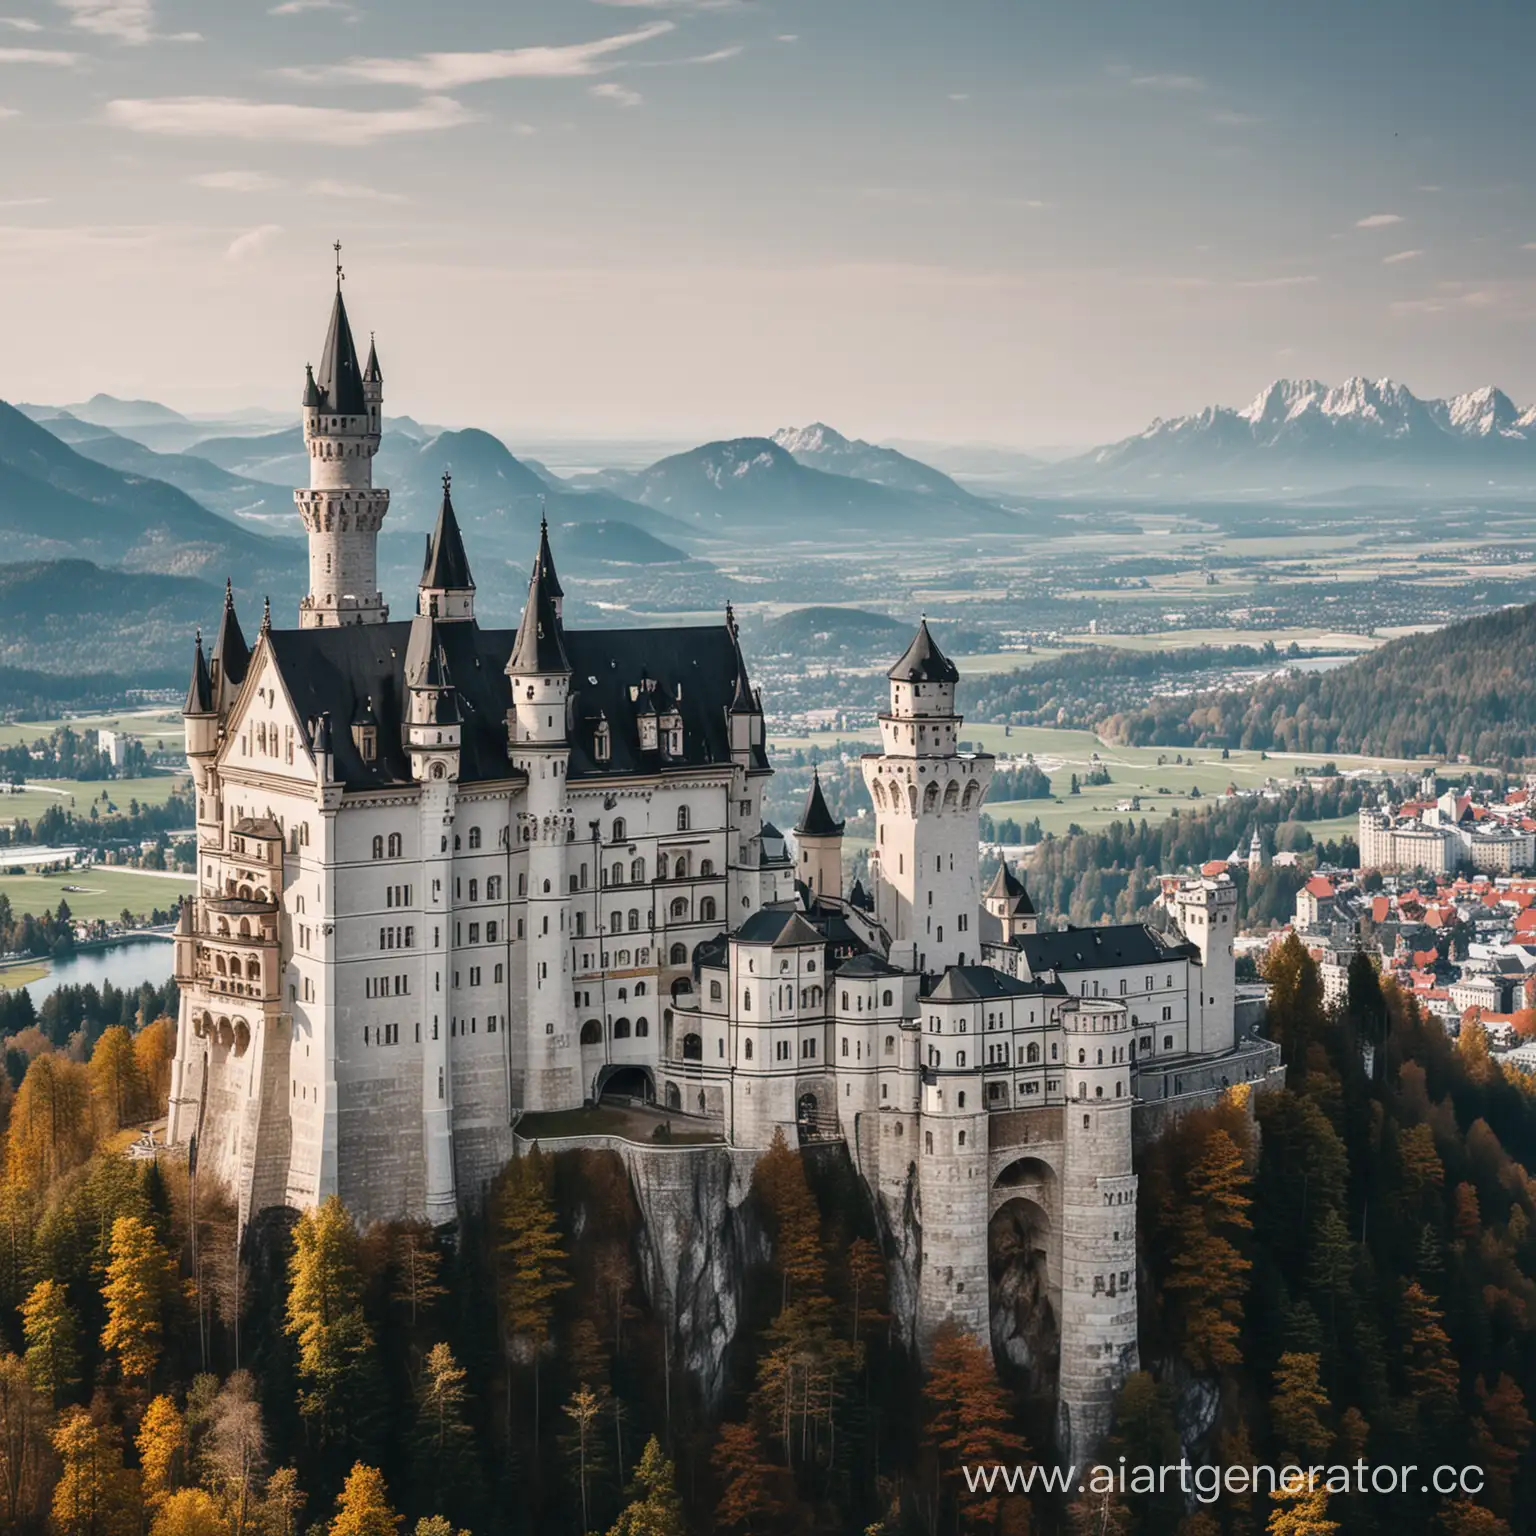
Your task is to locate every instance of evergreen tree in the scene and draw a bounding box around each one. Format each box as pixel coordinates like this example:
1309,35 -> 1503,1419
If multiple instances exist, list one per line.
1270,1353 -> 1332,1461
411,1343 -> 479,1525
329,1463 -> 403,1536
101,1213 -> 174,1388
21,1276 -> 81,1405
605,1436 -> 684,1536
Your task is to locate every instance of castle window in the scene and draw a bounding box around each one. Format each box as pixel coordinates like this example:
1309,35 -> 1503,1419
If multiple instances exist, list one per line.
631,858 -> 645,882
656,854 -> 669,880
611,864 -> 624,886
743,988 -> 752,1009
1078,1049 -> 1086,1063
626,908 -> 639,931
700,858 -> 713,877
957,1052 -> 966,1068
388,833 -> 402,858
670,897 -> 689,920
700,897 -> 717,922
469,879 -> 479,902
677,805 -> 691,832
372,836 -> 383,860
671,942 -> 688,966
709,980 -> 722,1001
1164,1035 -> 1173,1050
744,1039 -> 753,1059
635,1017 -> 649,1037
682,1033 -> 702,1061
925,1132 -> 933,1154
468,827 -> 481,849
882,990 -> 893,1007
1026,1042 -> 1040,1064
885,1035 -> 894,1056
580,1019 -> 602,1045
958,1130 -> 966,1146
612,817 -> 626,843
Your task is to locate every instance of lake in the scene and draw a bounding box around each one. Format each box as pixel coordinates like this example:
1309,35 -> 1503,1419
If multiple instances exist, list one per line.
21,934 -> 175,1004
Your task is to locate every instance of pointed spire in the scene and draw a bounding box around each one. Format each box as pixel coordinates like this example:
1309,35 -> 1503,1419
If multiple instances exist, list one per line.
508,521 -> 570,675
985,861 -> 1035,914
728,605 -> 756,714
421,469 -> 474,598
260,595 -> 271,634
364,331 -> 382,384
302,362 -> 322,409
314,283 -> 366,414
887,617 -> 959,683
794,768 -> 844,838
210,581 -> 251,691
184,628 -> 214,715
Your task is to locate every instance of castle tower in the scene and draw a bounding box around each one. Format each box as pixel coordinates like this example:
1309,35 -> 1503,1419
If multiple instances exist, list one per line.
296,255 -> 390,628
725,607 -> 768,921
1167,871 -> 1237,1055
418,473 -> 475,622
404,612 -> 462,1221
209,581 -> 250,713
1057,998 -> 1139,1463
182,629 -> 221,850
1247,827 -> 1264,872
507,519 -> 576,1110
984,862 -> 1038,941
861,621 -> 993,972
793,770 -> 844,901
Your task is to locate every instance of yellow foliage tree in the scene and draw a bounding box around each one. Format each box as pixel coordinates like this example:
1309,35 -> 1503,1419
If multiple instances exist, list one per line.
21,1276 -> 81,1405
4,1053 -> 93,1195
101,1214 -> 174,1388
329,1463 -> 402,1536
150,1487 -> 226,1536
138,1393 -> 186,1511
134,1017 -> 178,1113
50,1405 -> 140,1536
1266,1478 -> 1337,1536
89,1026 -> 149,1134
1270,1353 -> 1331,1461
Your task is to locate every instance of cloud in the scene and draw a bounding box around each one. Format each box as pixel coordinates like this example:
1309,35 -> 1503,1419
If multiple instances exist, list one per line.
56,0 -> 154,43
591,0 -> 743,9
0,16 -> 42,29
1208,109 -> 1259,126
590,80 -> 641,107
0,46 -> 80,63
0,104 -> 16,117
1382,249 -> 1422,265
1522,242 -> 1536,252
1355,213 -> 1403,228
192,169 -> 280,191
283,20 -> 672,88
0,194 -> 47,205
776,33 -> 797,42
1233,274 -> 1319,289
304,177 -> 406,201
270,0 -> 355,12
108,94 -> 474,143
226,224 -> 281,262
1129,73 -> 1204,91
948,92 -> 970,102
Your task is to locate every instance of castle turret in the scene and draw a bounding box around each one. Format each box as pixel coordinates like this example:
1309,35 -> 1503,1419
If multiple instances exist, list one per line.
984,861 -> 1038,941
183,629 -> 221,846
296,256 -> 390,628
507,519 -> 576,1110
861,620 -> 993,971
209,581 -> 250,712
418,472 -> 475,622
793,769 -> 844,901
1165,870 -> 1237,1055
1058,997 -> 1139,1463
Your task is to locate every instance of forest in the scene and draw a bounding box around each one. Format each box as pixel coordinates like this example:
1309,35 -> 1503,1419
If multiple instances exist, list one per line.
1096,601 -> 1536,762
0,942 -> 1533,1535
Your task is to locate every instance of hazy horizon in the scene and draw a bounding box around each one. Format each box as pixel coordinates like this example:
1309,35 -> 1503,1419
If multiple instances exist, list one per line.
3,0 -> 1535,448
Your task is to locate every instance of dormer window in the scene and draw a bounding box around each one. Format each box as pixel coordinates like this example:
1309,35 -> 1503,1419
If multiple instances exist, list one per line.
639,717 -> 658,751
595,721 -> 611,762
353,723 -> 377,762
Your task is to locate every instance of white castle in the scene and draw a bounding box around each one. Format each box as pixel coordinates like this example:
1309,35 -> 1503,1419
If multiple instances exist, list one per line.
167,277 -> 1279,1458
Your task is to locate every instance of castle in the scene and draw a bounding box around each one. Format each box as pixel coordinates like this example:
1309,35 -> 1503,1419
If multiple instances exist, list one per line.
167,275 -> 1280,1458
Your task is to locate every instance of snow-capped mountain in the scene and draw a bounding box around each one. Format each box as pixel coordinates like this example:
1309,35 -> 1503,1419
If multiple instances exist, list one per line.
1071,377 -> 1536,490
770,421 -> 991,507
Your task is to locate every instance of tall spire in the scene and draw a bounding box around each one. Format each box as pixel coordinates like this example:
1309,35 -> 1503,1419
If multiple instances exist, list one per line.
184,628 -> 214,715
210,579 -> 250,693
364,331 -> 382,384
419,470 -> 475,616
727,603 -> 756,714
887,617 -> 959,683
508,521 -> 570,675
795,769 -> 844,838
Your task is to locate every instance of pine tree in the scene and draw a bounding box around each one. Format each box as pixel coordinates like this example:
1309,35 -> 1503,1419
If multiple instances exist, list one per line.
50,1405 -> 139,1536
0,1349 -> 48,1531
101,1213 -> 174,1388
496,1150 -> 570,1449
21,1276 -> 81,1405
1165,1125 -> 1253,1369
1270,1353 -> 1332,1461
1265,1479 -> 1337,1536
1400,1280 -> 1459,1427
412,1343 -> 479,1524
1472,1373 -> 1532,1515
606,1436 -> 685,1536
330,1464 -> 402,1536
5,1053 -> 93,1194
750,1127 -> 825,1309
88,1025 -> 148,1133
712,1419 -> 792,1535
391,1224 -> 446,1330
565,1384 -> 601,1534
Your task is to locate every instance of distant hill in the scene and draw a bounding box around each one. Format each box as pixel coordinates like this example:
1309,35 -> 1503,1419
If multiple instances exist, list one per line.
62,393 -> 190,429
754,605 -> 990,661
39,416 -> 298,534
186,424 -> 308,482
1100,601 -> 1536,761
771,422 -> 998,510
1061,377 -> 1536,493
0,559 -> 222,674
554,520 -> 695,567
0,400 -> 281,576
606,437 -> 1013,537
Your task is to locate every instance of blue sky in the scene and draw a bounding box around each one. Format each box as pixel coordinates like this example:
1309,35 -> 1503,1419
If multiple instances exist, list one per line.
0,0 -> 1533,446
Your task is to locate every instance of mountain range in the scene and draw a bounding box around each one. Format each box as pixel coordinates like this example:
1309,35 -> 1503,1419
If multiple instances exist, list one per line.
1066,377 -> 1536,491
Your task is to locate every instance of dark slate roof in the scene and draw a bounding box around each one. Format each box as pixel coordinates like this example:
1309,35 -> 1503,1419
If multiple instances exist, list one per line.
212,580 -> 251,691
795,771 -> 844,838
302,364 -> 322,409
421,479 -> 474,595
1014,924 -> 1198,974
314,286 -> 367,415
184,630 -> 213,714
404,616 -> 462,723
985,861 -> 1036,914
364,335 -> 382,384
832,951 -> 901,978
262,611 -> 767,791
887,618 -> 959,684
736,908 -> 825,949
928,964 -> 1060,1002
508,521 -> 571,674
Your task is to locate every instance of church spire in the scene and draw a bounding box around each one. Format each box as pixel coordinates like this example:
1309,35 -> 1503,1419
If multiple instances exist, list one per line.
184,628 -> 214,716
508,518 -> 570,675
210,579 -> 251,702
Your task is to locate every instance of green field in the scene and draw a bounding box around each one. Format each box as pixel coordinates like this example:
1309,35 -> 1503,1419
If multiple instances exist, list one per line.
0,774 -> 191,828
772,722 -> 1432,840
0,866 -> 193,922
0,710 -> 185,751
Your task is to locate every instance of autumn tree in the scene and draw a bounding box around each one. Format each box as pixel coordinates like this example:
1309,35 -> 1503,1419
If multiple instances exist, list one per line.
21,1276 -> 81,1405
150,1487 -> 226,1536
285,1196 -> 377,1449
391,1223 -> 446,1330
134,1016 -> 177,1111
1270,1354 -> 1332,1461
209,1369 -> 267,1535
751,1127 -> 824,1308
496,1150 -> 570,1448
1400,1280 -> 1460,1429
1165,1124 -> 1253,1369
137,1393 -> 186,1511
712,1419 -> 793,1535
606,1436 -> 685,1536
1265,1476 -> 1337,1536
0,1350 -> 48,1531
412,1343 -> 479,1525
329,1463 -> 402,1536
5,1052 -> 93,1194
1472,1373 -> 1531,1516
50,1404 -> 139,1536
101,1213 -> 174,1388
88,1025 -> 149,1134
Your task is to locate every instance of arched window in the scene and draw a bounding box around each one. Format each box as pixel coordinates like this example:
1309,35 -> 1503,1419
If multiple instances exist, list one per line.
669,942 -> 687,965
487,876 -> 502,900
1027,1042 -> 1040,1064
709,979 -> 722,1001
613,1017 -> 631,1039
468,827 -> 481,849
388,833 -> 402,858
542,879 -> 551,894
636,982 -> 647,996
611,863 -> 624,886
656,854 -> 669,880
682,1033 -> 702,1061
923,781 -> 939,812
1078,1049 -> 1086,1063
469,879 -> 478,902
630,858 -> 645,882
612,817 -> 626,843
677,805 -> 691,831
674,851 -> 689,879
628,908 -> 640,931
580,1019 -> 603,1045
700,858 -> 714,877
744,988 -> 752,1009
841,991 -> 849,1009
957,1051 -> 966,1068
372,835 -> 384,860
635,1017 -> 649,1037
943,780 -> 959,810
699,896 -> 717,922
882,989 -> 893,1006
744,1038 -> 753,1059
670,897 -> 689,920
885,1034 -> 895,1056
870,780 -> 885,809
